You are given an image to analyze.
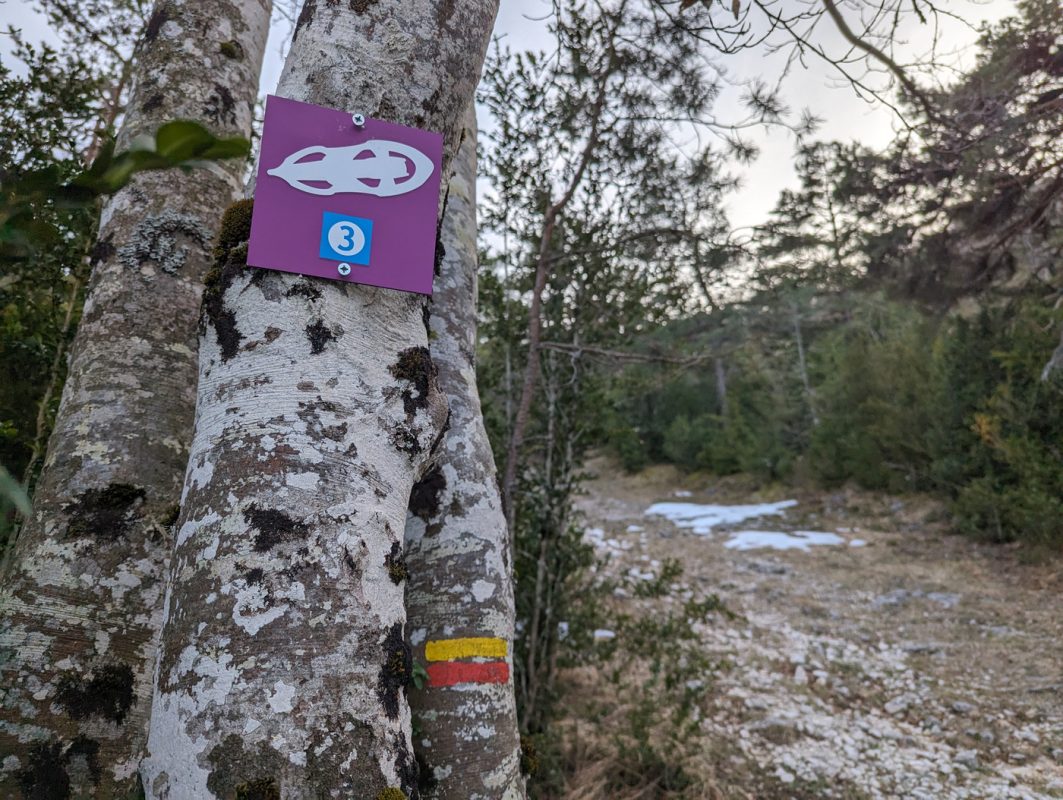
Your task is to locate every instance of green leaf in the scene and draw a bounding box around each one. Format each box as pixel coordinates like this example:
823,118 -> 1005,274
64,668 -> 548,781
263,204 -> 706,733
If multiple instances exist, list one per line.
154,120 -> 214,162
411,660 -> 429,690
0,465 -> 31,517
197,136 -> 251,160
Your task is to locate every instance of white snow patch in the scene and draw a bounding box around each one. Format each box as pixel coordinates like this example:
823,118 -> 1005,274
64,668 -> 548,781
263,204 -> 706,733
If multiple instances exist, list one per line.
849,538 -> 868,547
673,490 -> 693,497
626,524 -> 644,532
646,500 -> 798,535
268,681 -> 296,713
723,530 -> 846,552
594,629 -> 616,641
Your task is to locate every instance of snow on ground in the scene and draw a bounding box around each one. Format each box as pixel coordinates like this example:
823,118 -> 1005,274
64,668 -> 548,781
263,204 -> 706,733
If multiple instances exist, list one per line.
571,462 -> 1063,799
644,499 -> 798,534
724,529 -> 848,551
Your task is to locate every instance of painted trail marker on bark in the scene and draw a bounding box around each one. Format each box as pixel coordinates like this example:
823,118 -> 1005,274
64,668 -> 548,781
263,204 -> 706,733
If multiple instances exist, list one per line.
248,94 -> 443,294
424,636 -> 511,687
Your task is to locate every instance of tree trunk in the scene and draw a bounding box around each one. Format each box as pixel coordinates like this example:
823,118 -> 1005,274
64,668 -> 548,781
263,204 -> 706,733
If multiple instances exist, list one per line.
404,109 -> 524,799
142,2 -> 499,797
714,356 -> 728,417
0,2 -> 269,797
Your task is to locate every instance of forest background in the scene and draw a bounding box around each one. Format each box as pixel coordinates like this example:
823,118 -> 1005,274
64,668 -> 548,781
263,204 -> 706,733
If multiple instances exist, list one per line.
1,0 -> 1060,795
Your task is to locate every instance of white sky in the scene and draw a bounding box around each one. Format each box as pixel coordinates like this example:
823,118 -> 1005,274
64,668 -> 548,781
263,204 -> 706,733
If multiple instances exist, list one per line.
3,0 -> 1016,228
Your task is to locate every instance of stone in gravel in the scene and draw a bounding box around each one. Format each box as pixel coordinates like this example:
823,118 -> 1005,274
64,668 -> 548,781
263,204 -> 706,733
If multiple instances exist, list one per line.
902,642 -> 944,655
749,716 -> 802,745
745,559 -> 790,575
954,750 -> 979,769
885,695 -> 912,714
793,665 -> 808,685
951,701 -> 975,715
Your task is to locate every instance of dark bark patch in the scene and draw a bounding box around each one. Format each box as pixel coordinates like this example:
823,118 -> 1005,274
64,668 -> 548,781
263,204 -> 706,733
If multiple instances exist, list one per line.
54,663 -> 136,725
203,200 -> 254,361
420,303 -> 431,336
144,5 -> 170,43
305,319 -> 340,354
298,397 -> 339,415
159,503 -> 181,528
408,466 -> 445,523
207,735 -> 286,799
235,778 -> 280,800
285,280 -> 323,301
351,0 -> 379,11
17,741 -> 70,800
436,0 -> 456,24
322,422 -> 348,441
66,736 -> 102,785
142,92 -> 164,113
394,734 -> 419,798
89,234 -> 115,266
377,622 -> 411,720
307,718 -> 380,797
64,483 -> 145,541
244,566 -> 265,584
219,39 -> 244,59
264,326 -> 282,342
433,230 -> 446,277
293,0 -> 316,41
415,750 -> 438,795
205,83 -> 237,124
383,541 -> 408,584
389,347 -> 436,415
390,427 -> 422,457
244,504 -> 309,552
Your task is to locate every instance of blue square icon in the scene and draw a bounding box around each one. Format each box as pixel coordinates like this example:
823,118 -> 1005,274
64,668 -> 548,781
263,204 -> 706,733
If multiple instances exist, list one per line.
319,212 -> 373,265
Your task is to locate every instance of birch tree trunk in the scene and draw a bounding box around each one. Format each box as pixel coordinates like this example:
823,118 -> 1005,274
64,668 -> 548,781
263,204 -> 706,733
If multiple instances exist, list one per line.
404,110 -> 524,799
0,2 -> 269,797
142,2 -> 499,797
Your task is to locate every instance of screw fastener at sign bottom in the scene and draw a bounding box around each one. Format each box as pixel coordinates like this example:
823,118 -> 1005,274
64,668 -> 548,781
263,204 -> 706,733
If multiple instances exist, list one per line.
337,263 -> 352,276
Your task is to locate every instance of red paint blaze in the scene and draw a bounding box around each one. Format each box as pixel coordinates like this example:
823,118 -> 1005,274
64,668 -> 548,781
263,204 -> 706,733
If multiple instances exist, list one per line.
427,661 -> 510,687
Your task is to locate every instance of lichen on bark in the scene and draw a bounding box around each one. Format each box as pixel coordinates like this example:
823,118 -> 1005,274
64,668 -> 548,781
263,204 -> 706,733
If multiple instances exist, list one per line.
0,1 -> 271,796
404,110 -> 525,798
142,2 -> 500,797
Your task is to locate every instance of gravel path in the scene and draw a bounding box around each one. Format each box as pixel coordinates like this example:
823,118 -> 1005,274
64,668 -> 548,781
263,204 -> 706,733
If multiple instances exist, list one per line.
575,461 -> 1063,799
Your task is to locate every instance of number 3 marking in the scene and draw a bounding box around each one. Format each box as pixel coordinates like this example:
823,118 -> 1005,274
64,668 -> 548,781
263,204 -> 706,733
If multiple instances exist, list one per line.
327,220 -> 366,256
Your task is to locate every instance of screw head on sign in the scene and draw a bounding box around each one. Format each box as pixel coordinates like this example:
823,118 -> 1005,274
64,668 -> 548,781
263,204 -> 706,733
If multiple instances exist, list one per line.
337,263 -> 352,276
352,113 -> 366,128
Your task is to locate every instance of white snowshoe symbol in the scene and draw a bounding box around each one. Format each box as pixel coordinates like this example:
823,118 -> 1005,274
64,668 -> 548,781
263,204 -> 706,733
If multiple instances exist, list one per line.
266,140 -> 435,197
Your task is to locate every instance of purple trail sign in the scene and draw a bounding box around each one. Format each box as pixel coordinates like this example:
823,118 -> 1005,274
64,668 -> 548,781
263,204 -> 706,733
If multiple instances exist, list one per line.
247,94 -> 444,295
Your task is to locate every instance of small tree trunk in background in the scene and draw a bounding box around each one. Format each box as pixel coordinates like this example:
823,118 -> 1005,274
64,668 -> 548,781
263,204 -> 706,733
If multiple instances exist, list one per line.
714,356 -> 728,417
405,110 -> 524,799
791,301 -> 819,426
0,1 -> 269,796
143,2 -> 498,797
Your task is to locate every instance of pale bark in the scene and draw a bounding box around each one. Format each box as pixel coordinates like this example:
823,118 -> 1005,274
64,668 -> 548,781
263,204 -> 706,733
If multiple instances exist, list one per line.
0,1 -> 270,797
142,2 -> 499,797
404,111 -> 524,799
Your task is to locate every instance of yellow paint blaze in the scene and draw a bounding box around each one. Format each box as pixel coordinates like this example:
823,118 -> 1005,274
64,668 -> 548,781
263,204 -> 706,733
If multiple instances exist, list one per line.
424,637 -> 508,662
